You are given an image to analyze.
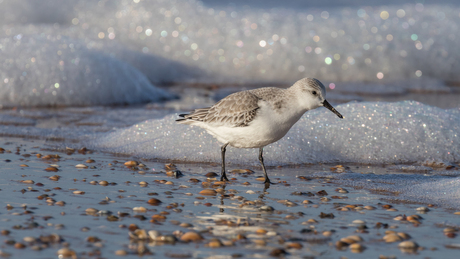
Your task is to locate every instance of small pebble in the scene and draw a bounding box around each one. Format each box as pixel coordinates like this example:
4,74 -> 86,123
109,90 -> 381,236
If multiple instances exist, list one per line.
207,238 -> 223,248
253,239 -> 266,246
335,241 -> 348,249
49,175 -> 60,181
444,228 -> 457,233
23,236 -> 36,243
179,223 -> 193,228
231,169 -> 254,174
115,249 -> 127,256
323,231 -> 333,237
148,230 -> 161,240
340,237 -> 357,245
133,229 -> 148,239
199,189 -> 217,196
151,214 -> 167,220
147,198 -> 162,205
352,219 -> 366,225
336,188 -> 349,193
14,243 -> 26,249
397,232 -> 411,240
445,232 -> 457,238
398,241 -> 418,248
259,205 -> 275,212
350,243 -> 365,253
269,248 -> 287,256
383,234 -> 402,243
57,247 -> 76,258
395,215 -> 406,221
180,232 -> 204,242
55,201 -> 66,206
124,161 -> 138,166
86,208 -> 98,214
347,235 -> 363,242
286,242 -> 303,249
75,164 -> 88,169
86,236 -> 101,243
45,167 -> 59,172
133,207 -> 147,212
205,172 -> 218,177
255,229 -> 268,235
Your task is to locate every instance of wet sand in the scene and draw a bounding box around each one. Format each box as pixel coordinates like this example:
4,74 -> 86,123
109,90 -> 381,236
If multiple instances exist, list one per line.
1,137 -> 460,258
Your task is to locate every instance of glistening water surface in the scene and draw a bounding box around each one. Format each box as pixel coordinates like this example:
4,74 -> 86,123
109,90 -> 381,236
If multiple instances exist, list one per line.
1,137 -> 460,258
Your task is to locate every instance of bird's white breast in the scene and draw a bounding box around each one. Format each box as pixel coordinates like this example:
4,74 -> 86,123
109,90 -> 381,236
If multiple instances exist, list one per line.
202,100 -> 305,148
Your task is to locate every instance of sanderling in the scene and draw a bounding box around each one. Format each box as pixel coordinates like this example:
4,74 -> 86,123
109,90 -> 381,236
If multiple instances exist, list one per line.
176,78 -> 343,184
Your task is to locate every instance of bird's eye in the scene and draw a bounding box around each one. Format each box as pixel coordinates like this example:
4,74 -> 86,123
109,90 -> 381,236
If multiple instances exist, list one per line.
312,91 -> 317,95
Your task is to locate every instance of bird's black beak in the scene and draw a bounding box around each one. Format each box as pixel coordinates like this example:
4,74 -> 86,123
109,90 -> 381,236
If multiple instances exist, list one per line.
322,100 -> 343,119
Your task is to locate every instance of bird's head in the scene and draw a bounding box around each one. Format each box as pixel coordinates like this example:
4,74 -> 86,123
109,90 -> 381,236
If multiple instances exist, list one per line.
292,77 -> 343,119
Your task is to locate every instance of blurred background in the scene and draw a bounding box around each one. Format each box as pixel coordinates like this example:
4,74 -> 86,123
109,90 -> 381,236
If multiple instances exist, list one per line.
1,0 -> 460,108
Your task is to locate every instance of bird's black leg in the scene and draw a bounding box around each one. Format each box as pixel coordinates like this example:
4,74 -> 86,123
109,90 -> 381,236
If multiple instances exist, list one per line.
259,147 -> 271,185
220,143 -> 229,181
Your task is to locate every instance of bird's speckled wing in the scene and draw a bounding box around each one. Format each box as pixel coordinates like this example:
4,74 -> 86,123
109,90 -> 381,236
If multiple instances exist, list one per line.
179,90 -> 261,127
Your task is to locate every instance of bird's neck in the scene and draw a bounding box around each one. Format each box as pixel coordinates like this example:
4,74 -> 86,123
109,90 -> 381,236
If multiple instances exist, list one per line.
284,86 -> 309,114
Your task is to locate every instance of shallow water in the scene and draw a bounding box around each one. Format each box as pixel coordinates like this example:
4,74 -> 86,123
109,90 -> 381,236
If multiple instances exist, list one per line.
1,137 -> 460,258
1,86 -> 459,209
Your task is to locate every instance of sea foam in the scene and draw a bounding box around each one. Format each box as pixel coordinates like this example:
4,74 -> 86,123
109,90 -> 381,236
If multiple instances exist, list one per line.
0,35 -> 174,107
89,101 -> 460,165
2,0 -> 460,86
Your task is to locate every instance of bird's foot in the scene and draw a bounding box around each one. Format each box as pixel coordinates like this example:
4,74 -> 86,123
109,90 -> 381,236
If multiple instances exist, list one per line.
220,175 -> 230,182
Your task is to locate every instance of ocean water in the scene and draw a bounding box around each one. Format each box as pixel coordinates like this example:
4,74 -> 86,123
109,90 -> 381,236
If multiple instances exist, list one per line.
2,0 -> 460,86
0,0 -> 460,208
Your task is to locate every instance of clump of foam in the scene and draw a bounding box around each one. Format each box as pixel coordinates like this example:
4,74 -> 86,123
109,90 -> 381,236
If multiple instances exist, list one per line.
89,101 -> 460,165
0,35 -> 174,107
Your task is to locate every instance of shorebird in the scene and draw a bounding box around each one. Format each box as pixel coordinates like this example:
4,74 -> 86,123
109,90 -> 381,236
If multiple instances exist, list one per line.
176,78 -> 343,184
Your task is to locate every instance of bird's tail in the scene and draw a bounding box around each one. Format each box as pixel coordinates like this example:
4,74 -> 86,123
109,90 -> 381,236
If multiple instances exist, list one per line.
176,113 -> 191,124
